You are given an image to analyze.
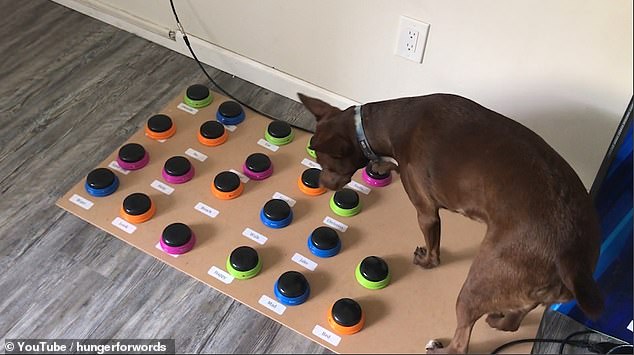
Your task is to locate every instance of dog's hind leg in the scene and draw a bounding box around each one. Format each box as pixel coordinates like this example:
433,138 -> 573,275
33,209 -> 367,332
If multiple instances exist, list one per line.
412,207 -> 441,269
485,303 -> 538,332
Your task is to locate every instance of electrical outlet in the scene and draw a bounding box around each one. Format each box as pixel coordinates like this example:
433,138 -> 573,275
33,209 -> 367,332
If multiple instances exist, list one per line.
396,16 -> 430,63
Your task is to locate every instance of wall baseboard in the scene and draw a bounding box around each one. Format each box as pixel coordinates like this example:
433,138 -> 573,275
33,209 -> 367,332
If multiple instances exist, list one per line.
51,0 -> 358,109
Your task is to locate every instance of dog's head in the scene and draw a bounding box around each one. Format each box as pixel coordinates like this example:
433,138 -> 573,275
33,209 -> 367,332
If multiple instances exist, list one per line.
298,93 -> 367,190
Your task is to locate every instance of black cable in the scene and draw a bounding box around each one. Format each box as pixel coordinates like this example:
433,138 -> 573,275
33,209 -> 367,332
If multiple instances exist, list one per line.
559,330 -> 595,354
490,338 -> 589,354
605,344 -> 634,354
169,0 -> 279,121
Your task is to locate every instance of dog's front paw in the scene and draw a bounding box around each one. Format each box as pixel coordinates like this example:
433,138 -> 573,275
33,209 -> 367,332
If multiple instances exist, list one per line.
425,339 -> 445,354
413,246 -> 440,269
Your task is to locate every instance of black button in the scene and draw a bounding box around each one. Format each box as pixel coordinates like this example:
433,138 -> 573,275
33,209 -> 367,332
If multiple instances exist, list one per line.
86,168 -> 115,189
200,121 -> 225,139
118,143 -> 146,163
365,163 -> 390,179
333,189 -> 359,209
214,171 -> 241,192
311,226 -> 340,250
186,84 -> 210,101
360,256 -> 389,282
276,271 -> 308,298
162,223 -> 192,247
245,153 -> 271,173
332,298 -> 363,327
147,114 -> 173,133
164,156 -> 191,176
229,246 -> 259,272
218,101 -> 243,118
267,120 -> 292,138
123,193 -> 152,216
263,199 -> 291,221
301,168 -> 321,189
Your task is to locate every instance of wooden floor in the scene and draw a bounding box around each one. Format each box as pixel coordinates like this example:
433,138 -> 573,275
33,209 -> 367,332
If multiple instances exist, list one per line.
0,1 -> 622,353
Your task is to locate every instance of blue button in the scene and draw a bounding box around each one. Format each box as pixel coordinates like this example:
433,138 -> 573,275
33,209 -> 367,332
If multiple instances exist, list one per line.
84,176 -> 119,197
274,280 -> 310,306
260,208 -> 293,228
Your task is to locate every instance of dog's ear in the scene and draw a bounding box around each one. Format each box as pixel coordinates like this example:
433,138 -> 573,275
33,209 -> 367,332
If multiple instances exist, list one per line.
310,134 -> 352,158
298,93 -> 336,121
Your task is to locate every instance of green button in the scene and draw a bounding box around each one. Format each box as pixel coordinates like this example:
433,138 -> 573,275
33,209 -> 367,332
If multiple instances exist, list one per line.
264,129 -> 294,146
355,262 -> 390,290
330,194 -> 361,217
306,139 -> 317,158
183,93 -> 213,108
226,256 -> 262,280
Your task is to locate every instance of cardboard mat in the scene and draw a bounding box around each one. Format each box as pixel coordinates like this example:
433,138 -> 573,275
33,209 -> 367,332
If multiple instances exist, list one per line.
57,88 -> 542,353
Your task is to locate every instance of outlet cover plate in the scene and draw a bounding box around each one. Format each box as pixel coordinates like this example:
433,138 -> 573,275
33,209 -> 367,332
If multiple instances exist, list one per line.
396,16 -> 430,63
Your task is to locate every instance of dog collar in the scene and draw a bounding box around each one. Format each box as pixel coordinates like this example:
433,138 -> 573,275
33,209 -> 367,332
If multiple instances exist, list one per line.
354,106 -> 379,161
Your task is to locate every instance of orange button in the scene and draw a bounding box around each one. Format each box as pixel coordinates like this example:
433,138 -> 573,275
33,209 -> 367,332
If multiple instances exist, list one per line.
145,124 -> 176,140
327,308 -> 365,335
198,129 -> 228,147
119,201 -> 156,224
211,181 -> 244,200
297,176 -> 326,196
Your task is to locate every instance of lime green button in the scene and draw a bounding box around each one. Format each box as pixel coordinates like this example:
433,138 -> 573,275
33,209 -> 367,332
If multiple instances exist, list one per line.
355,262 -> 390,290
330,194 -> 361,217
306,138 -> 317,158
226,256 -> 262,280
265,129 -> 294,146
184,93 -> 213,108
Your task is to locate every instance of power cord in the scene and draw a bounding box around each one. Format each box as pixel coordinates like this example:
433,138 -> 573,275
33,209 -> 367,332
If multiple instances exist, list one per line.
169,0 -> 280,122
490,333 -> 631,354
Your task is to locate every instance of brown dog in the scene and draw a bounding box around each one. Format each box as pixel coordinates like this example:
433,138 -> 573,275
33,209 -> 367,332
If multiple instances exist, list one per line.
298,93 -> 604,354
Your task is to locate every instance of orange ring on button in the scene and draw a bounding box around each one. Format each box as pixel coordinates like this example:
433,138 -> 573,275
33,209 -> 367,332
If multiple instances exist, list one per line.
197,130 -> 228,147
327,308 -> 365,335
119,201 -> 156,224
297,176 -> 326,196
145,124 -> 176,140
211,181 -> 244,200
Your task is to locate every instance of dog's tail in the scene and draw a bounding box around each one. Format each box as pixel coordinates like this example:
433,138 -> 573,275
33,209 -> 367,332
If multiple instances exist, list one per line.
557,258 -> 604,319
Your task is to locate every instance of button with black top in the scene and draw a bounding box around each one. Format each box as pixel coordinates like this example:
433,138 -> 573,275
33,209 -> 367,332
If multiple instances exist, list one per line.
162,156 -> 195,184
198,120 -> 227,147
184,84 -> 212,108
242,153 -> 273,180
85,167 -> 119,197
116,143 -> 149,170
306,136 -> 317,158
226,246 -> 262,280
298,168 -> 326,196
120,192 -> 155,224
211,171 -> 244,200
362,162 -> 392,187
145,114 -> 176,140
159,222 -> 196,255
355,256 -> 391,290
330,188 -> 362,217
264,120 -> 294,146
328,298 -> 365,335
260,199 -> 293,228
274,271 -> 310,306
307,226 -> 341,258
216,101 -> 245,125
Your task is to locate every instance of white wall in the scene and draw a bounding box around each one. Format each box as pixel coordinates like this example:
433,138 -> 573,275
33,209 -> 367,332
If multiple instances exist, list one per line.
59,0 -> 632,188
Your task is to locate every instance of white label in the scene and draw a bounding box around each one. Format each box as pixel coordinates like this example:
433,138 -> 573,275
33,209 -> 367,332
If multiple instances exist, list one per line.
272,192 -> 296,207
69,194 -> 94,210
257,138 -> 279,152
208,266 -> 234,284
111,217 -> 137,234
157,139 -> 167,143
628,320 -> 633,332
323,216 -> 348,232
229,169 -> 250,184
185,147 -> 208,162
151,180 -> 174,195
301,158 -> 322,170
258,295 -> 286,315
292,253 -> 318,271
194,202 -> 219,218
242,227 -> 268,245
346,180 -> 371,195
108,160 -> 130,175
177,102 -> 198,114
155,242 -> 179,258
312,325 -> 341,346
223,124 -> 237,132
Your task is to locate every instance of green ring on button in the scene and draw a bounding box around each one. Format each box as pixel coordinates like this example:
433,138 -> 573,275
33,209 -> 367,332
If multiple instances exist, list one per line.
329,194 -> 361,217
306,139 -> 317,158
265,129 -> 294,146
355,262 -> 391,290
226,256 -> 262,280
184,93 -> 213,108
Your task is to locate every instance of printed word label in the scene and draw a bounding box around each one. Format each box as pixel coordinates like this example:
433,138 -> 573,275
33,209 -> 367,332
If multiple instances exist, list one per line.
301,158 -> 321,170
194,202 -> 219,218
292,253 -> 317,271
69,194 -> 93,210
258,295 -> 286,315
177,102 -> 198,115
323,216 -> 348,232
272,192 -> 296,207
151,180 -> 174,195
242,228 -> 268,245
108,160 -> 130,175
257,138 -> 279,152
208,266 -> 234,284
185,148 -> 207,162
155,242 -> 179,258
229,169 -> 250,184
223,124 -> 237,132
111,217 -> 136,234
346,180 -> 371,195
312,325 -> 341,346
